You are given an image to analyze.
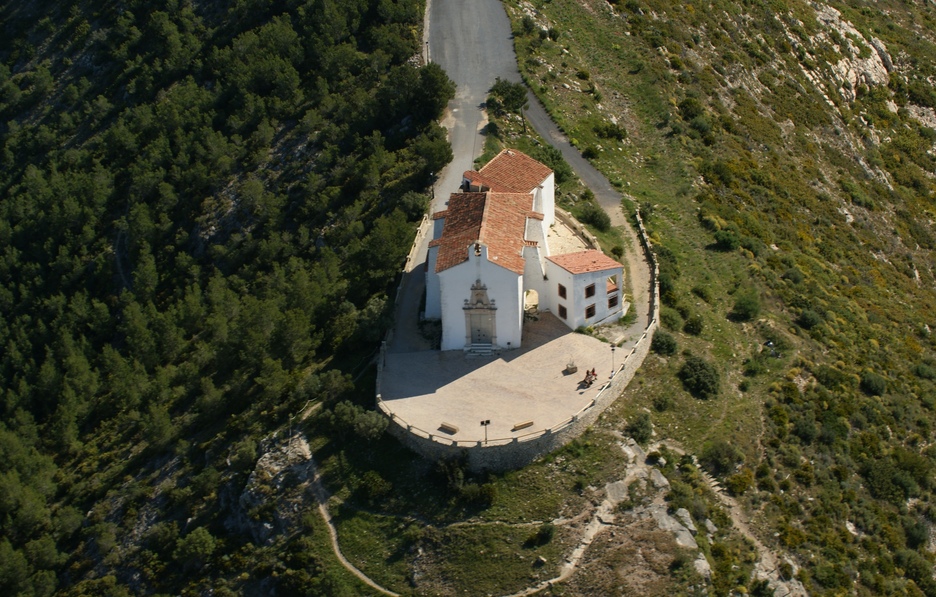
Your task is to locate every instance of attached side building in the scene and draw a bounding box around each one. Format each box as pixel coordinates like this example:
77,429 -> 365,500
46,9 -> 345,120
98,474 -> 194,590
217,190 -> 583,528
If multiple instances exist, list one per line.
545,250 -> 623,330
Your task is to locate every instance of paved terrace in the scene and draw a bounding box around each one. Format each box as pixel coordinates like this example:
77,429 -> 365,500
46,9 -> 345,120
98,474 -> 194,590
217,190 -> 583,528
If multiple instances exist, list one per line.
380,313 -> 633,445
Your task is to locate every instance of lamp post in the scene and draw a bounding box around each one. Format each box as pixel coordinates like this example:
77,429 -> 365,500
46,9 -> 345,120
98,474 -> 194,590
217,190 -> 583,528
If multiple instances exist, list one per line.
611,345 -> 616,378
480,419 -> 490,445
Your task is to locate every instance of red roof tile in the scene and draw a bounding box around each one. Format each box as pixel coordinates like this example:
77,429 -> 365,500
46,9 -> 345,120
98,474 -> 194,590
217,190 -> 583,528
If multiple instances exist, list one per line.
547,250 -> 621,275
463,149 -> 553,194
433,191 -> 533,275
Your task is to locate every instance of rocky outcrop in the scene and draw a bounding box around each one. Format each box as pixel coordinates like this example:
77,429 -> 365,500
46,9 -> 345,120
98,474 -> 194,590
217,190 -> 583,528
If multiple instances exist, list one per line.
815,5 -> 892,102
226,434 -> 315,545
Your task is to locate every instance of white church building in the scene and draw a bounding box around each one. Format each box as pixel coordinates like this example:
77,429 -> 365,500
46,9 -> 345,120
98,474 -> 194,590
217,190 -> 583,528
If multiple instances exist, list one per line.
425,149 -> 624,352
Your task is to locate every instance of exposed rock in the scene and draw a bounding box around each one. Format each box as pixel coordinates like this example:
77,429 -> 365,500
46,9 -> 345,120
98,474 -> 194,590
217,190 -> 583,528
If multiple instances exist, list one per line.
605,480 -> 630,504
907,104 -> 936,130
693,553 -> 712,580
640,504 -> 698,548
620,442 -> 637,463
704,518 -> 718,536
675,508 -> 697,535
226,435 -> 314,545
815,5 -> 891,102
650,468 -> 670,490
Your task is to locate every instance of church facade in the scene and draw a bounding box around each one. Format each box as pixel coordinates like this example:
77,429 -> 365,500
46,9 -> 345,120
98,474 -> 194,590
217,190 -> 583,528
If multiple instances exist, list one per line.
425,149 -> 624,352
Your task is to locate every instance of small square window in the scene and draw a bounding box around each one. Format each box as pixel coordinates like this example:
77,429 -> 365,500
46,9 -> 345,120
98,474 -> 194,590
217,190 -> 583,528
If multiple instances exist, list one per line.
585,304 -> 596,318
585,284 -> 595,298
608,295 -> 619,309
558,304 -> 567,319
558,284 -> 567,299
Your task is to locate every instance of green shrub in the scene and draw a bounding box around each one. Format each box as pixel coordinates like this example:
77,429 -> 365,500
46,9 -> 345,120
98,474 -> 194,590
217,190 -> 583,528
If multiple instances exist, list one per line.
531,145 -> 574,183
525,522 -> 555,548
797,309 -> 822,330
782,267 -> 804,284
359,470 -> 392,502
683,313 -> 704,336
740,236 -> 766,256
913,363 -> 936,380
679,97 -> 704,120
626,413 -> 653,444
174,527 -> 216,571
651,329 -> 678,355
579,200 -> 611,232
594,121 -> 627,140
731,290 -> 760,321
860,372 -> 886,396
700,440 -> 743,476
814,364 -> 850,389
713,229 -> 740,251
726,468 -> 754,495
653,394 -> 673,411
690,285 -> 712,302
678,355 -> 720,399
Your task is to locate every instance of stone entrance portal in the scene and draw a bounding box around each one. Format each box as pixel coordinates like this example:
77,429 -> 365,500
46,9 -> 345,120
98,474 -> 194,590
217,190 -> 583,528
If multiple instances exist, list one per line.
463,280 -> 497,348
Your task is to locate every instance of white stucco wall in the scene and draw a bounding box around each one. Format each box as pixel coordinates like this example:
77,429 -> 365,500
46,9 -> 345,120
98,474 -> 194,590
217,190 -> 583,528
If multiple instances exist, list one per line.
425,245 -> 441,319
537,173 -> 556,227
545,262 -> 623,330
522,245 -> 548,313
438,244 -> 524,351
544,262 -> 575,328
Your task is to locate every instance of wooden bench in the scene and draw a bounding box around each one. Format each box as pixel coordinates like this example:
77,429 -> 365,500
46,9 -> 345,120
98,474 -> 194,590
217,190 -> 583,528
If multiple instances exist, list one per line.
438,422 -> 459,435
512,420 -> 534,432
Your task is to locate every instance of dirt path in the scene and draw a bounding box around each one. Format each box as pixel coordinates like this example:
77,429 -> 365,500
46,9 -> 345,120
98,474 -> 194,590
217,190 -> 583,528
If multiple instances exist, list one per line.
501,440 -> 669,597
307,455 -> 401,597
692,458 -> 809,597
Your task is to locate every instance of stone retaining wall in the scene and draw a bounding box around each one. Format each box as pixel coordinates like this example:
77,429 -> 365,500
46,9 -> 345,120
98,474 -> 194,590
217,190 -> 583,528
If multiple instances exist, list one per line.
377,208 -> 660,472
555,207 -> 600,250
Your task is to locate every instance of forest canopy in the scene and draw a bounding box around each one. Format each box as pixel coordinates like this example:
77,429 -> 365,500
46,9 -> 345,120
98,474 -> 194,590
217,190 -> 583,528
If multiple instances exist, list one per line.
0,0 -> 451,593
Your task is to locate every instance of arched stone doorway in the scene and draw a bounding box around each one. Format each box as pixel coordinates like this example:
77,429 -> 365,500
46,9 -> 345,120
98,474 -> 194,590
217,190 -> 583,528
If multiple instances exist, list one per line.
464,280 -> 497,347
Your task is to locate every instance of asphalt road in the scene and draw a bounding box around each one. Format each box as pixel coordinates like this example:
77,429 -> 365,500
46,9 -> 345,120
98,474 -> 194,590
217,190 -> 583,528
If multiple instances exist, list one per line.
426,0 -> 522,205
389,0 -> 524,353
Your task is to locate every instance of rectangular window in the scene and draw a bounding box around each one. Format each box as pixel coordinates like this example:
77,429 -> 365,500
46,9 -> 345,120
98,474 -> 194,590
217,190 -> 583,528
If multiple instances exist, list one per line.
608,295 -> 619,309
585,304 -> 596,319
558,284 -> 567,299
558,304 -> 567,319
585,283 -> 595,298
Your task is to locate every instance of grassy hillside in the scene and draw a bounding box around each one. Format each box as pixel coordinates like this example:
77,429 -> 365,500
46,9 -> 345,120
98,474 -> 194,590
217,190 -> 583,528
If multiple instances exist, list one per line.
501,0 -> 936,594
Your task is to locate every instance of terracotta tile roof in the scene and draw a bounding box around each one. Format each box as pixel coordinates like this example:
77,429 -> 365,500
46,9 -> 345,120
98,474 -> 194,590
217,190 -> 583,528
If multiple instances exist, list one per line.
547,250 -> 621,275
462,170 -> 502,192
434,191 -> 532,275
463,149 -> 553,194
